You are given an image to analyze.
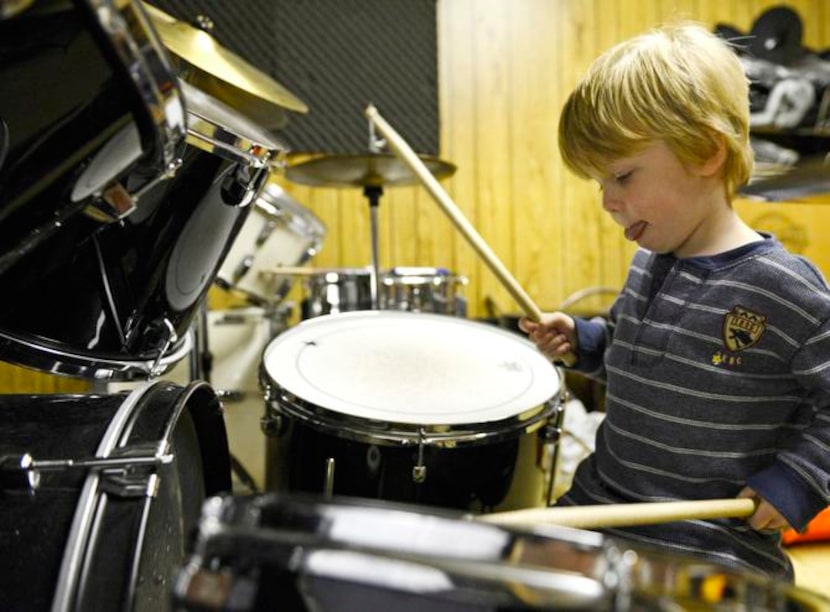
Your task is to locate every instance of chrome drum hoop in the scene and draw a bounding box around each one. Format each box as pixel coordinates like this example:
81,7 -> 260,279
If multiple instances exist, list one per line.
88,0 -> 187,170
265,385 -> 562,448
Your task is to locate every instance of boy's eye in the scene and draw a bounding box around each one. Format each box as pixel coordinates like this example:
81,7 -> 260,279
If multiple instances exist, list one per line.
614,171 -> 632,183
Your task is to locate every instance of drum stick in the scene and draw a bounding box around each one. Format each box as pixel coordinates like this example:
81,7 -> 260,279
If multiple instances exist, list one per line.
365,104 -> 577,367
473,498 -> 757,530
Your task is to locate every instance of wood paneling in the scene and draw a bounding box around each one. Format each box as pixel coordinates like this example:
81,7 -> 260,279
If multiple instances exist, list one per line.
273,0 -> 830,321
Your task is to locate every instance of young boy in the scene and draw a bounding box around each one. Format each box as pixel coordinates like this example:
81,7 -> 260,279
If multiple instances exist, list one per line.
521,23 -> 830,580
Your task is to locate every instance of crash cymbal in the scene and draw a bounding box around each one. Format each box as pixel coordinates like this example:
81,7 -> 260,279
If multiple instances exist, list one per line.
285,153 -> 457,188
741,155 -> 830,201
142,2 -> 308,127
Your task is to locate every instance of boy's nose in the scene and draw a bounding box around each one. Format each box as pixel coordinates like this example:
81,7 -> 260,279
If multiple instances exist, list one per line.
601,190 -> 621,213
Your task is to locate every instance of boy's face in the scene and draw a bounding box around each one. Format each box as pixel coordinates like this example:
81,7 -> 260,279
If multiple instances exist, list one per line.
592,140 -> 726,257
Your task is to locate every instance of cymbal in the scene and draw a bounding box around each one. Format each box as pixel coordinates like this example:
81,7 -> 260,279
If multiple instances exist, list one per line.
142,2 -> 308,127
741,155 -> 830,201
285,153 -> 457,188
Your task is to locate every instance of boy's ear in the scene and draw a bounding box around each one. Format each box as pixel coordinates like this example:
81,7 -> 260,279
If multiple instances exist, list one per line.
698,135 -> 727,177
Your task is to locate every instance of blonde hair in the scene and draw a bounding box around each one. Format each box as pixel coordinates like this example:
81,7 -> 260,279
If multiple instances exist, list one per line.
558,23 -> 753,199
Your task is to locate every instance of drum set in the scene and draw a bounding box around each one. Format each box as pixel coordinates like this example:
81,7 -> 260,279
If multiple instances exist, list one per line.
1,1 -> 828,611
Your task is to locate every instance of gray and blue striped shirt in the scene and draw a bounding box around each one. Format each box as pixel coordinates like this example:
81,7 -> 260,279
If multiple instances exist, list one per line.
564,235 -> 830,578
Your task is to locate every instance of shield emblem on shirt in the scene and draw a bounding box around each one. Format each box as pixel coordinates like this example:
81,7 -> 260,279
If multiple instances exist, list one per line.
723,306 -> 767,352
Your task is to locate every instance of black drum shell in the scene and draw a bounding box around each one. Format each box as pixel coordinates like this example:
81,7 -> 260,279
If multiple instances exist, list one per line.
0,381 -> 231,611
0,147 -> 253,377
0,0 -> 174,273
264,410 -> 552,513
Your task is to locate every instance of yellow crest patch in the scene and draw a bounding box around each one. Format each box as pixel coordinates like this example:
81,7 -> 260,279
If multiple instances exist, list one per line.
722,306 -> 767,352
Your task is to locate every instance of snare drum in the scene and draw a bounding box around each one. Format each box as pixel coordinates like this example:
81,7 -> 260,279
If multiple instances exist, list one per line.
261,311 -> 563,512
174,493 -> 830,611
0,380 -> 231,612
0,83 -> 284,380
301,267 -> 467,318
0,0 -> 185,274
217,184 -> 326,305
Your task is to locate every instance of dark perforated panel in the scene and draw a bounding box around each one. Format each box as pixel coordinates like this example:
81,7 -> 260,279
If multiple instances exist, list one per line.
147,0 -> 439,155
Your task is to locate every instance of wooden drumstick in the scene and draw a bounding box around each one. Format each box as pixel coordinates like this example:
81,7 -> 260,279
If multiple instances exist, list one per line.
473,498 -> 757,530
365,104 -> 577,367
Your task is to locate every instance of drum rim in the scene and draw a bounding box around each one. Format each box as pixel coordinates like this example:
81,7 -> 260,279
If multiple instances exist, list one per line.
0,326 -> 193,380
260,310 -> 564,444
257,183 -> 327,238
180,80 -> 286,168
266,386 -> 562,447
92,0 -> 188,169
260,310 -> 564,429
51,380 -> 229,610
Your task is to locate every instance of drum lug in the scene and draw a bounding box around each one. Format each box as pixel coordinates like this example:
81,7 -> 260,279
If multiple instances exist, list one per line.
148,318 -> 179,377
232,255 -> 254,284
221,162 -> 268,208
412,428 -> 427,484
261,403 -> 286,437
84,182 -> 137,222
100,469 -> 161,499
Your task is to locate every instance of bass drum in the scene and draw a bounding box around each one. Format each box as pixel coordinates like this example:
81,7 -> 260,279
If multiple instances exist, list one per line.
261,311 -> 563,512
0,380 -> 232,612
0,81 -> 284,380
174,493 -> 830,611
216,183 -> 326,306
0,0 -> 185,276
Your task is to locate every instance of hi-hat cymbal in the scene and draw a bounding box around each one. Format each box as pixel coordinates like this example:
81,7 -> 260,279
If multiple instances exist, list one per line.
285,153 -> 457,188
142,2 -> 308,127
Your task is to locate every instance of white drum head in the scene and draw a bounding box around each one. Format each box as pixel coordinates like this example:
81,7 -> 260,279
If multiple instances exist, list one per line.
262,311 -> 560,425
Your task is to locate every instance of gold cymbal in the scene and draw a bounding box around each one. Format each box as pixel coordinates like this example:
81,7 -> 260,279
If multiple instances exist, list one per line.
142,2 -> 308,126
285,153 -> 457,188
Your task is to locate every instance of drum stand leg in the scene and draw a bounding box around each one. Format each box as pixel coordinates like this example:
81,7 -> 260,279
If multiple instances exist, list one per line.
364,185 -> 383,310
189,301 -> 212,383
189,300 -> 262,493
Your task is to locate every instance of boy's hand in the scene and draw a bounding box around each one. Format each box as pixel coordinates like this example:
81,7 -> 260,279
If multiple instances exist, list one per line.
519,312 -> 578,364
738,487 -> 793,532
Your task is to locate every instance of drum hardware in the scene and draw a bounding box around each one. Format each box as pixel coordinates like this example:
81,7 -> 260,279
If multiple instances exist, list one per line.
324,458 -> 335,498
148,317 -> 180,377
0,452 -> 175,494
539,401 -> 565,506
285,122 -> 456,310
82,157 -> 185,224
366,105 -> 578,367
412,428 -> 427,483
142,1 -> 308,131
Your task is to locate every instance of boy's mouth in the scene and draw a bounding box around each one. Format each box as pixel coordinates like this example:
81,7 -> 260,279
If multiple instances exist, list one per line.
624,221 -> 647,241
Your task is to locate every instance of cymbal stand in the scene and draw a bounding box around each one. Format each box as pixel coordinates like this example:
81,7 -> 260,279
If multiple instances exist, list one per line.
363,184 -> 382,310
364,120 -> 387,310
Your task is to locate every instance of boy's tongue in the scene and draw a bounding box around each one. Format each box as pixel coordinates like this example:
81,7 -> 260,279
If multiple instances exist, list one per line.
625,221 -> 647,241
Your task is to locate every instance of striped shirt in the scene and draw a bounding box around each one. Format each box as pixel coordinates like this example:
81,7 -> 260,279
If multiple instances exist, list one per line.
563,235 -> 830,579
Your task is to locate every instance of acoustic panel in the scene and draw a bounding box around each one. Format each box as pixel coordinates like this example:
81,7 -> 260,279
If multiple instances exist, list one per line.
147,0 -> 439,155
